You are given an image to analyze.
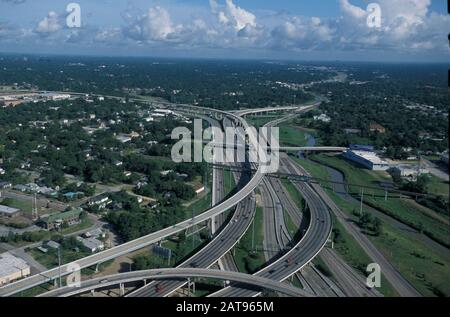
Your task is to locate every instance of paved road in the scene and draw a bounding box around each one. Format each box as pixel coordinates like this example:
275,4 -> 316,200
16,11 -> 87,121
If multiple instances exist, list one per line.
126,116 -> 256,298
127,195 -> 255,297
0,107 -> 265,297
275,158 -> 343,297
323,164 -> 450,261
287,157 -> 422,297
209,107 -> 332,297
210,168 -> 332,297
320,248 -> 382,297
423,159 -> 449,182
38,268 -> 312,298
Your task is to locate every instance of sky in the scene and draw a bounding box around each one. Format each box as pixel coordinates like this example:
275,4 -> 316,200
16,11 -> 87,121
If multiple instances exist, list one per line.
0,0 -> 449,62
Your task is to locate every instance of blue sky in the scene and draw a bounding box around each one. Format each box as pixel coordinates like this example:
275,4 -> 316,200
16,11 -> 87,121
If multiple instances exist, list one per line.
0,0 -> 449,62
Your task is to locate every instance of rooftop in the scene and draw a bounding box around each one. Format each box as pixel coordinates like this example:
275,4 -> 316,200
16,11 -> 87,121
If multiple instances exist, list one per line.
0,252 -> 30,278
348,150 -> 388,165
41,209 -> 82,224
78,237 -> 104,250
0,205 -> 20,215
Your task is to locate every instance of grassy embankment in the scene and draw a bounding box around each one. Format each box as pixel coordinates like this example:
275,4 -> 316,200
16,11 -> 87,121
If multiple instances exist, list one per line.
310,154 -> 449,248
293,155 -> 450,296
234,207 -> 265,274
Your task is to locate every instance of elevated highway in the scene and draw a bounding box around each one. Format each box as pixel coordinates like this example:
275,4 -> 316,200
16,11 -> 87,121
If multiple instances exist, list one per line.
208,109 -> 333,297
38,268 -> 313,298
0,105 -> 265,297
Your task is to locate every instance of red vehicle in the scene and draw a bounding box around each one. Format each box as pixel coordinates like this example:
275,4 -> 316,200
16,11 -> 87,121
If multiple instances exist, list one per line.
155,283 -> 164,293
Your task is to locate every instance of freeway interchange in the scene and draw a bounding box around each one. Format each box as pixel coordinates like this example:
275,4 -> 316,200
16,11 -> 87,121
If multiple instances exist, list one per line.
0,95 -> 420,298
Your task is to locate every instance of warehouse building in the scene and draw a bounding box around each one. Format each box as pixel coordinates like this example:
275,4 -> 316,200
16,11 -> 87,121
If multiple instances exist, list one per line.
0,205 -> 21,218
343,149 -> 389,171
0,252 -> 31,286
77,237 -> 105,253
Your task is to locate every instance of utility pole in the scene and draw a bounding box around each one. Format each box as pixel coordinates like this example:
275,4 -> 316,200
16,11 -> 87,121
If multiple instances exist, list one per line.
359,188 -> 364,216
251,218 -> 255,252
187,278 -> 191,297
58,246 -> 62,288
32,193 -> 38,221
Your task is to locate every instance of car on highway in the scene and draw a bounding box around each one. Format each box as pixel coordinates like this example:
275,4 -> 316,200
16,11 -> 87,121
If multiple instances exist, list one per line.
99,279 -> 109,284
155,283 -> 164,293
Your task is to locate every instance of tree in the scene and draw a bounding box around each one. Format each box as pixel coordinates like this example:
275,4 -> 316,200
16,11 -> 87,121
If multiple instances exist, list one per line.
373,218 -> 383,236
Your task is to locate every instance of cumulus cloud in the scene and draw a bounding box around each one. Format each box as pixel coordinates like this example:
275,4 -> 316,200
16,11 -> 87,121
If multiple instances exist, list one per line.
271,16 -> 334,51
211,0 -> 256,31
35,11 -> 62,35
123,6 -> 182,42
1,0 -> 448,59
336,0 -> 449,51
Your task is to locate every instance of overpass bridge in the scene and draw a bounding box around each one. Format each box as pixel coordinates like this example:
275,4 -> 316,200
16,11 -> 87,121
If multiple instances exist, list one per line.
38,268 -> 314,298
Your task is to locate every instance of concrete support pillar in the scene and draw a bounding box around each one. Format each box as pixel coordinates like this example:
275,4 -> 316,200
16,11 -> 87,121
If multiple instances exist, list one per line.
210,217 -> 216,235
91,289 -> 95,297
119,283 -> 125,296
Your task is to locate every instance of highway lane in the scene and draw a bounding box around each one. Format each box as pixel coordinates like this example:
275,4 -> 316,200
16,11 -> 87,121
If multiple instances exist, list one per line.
269,167 -> 342,297
209,170 -> 332,297
127,196 -> 256,297
320,247 -> 382,297
208,106 -> 333,297
279,155 -> 378,297
38,268 -> 313,298
125,117 -> 255,297
218,117 -> 246,273
261,181 -> 281,261
0,106 -> 265,297
285,156 -> 422,297
263,162 -> 342,297
126,115 -> 251,296
219,169 -> 242,273
1,98 -> 321,297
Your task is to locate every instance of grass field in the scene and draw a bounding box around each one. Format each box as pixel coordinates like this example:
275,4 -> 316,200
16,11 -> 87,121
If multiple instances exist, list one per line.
284,211 -> 298,238
247,116 -> 280,128
0,197 -> 32,213
184,169 -> 212,218
281,179 -> 304,236
234,207 -> 265,274
163,227 -> 210,264
427,174 -> 449,197
281,179 -> 306,210
325,178 -> 449,296
370,221 -> 450,297
291,156 -> 330,180
27,246 -> 91,269
310,154 -> 450,248
295,155 -> 450,296
331,215 -> 397,297
279,126 -> 309,147
222,168 -> 236,197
